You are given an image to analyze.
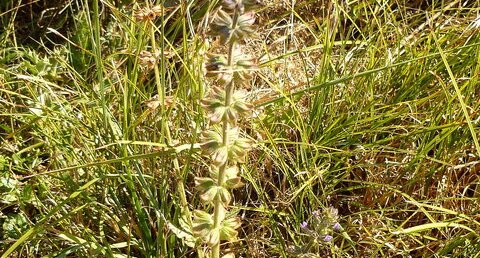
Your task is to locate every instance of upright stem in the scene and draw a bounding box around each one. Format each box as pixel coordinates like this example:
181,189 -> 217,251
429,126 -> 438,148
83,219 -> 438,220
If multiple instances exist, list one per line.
211,9 -> 240,258
149,23 -> 168,257
91,0 -> 109,134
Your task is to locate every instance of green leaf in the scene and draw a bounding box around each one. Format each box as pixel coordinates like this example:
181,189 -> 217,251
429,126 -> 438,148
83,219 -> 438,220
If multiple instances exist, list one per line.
225,106 -> 238,122
223,216 -> 241,229
192,210 -> 213,238
228,137 -> 252,163
200,186 -> 221,202
2,214 -> 28,239
224,177 -> 244,189
233,99 -> 253,113
213,146 -> 229,166
392,222 -> 476,235
218,187 -> 232,204
195,177 -> 216,192
0,176 -> 18,192
220,217 -> 241,241
193,210 -> 212,222
207,227 -> 220,246
224,166 -> 239,179
201,130 -> 223,154
223,165 -> 244,190
210,106 -> 227,123
166,221 -> 196,248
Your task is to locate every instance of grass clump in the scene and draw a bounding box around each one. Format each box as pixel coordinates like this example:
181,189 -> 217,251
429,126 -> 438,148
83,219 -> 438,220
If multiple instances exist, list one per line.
1,0 -> 480,257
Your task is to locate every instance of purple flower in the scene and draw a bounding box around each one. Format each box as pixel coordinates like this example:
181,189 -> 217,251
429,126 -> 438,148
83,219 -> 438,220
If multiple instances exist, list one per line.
312,210 -> 321,218
323,235 -> 333,242
333,222 -> 342,231
300,221 -> 308,230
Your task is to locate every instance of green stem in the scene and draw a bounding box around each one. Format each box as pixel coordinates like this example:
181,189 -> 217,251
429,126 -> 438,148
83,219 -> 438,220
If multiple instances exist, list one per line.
91,0 -> 109,136
151,18 -> 195,256
211,8 -> 240,258
149,23 -> 168,257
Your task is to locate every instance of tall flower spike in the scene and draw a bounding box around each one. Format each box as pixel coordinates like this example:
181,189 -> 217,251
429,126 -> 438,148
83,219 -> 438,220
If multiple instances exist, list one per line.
194,1 -> 260,257
210,10 -> 256,44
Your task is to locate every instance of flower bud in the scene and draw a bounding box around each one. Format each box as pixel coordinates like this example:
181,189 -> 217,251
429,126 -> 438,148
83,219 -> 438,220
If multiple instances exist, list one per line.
323,235 -> 333,242
333,222 -> 342,231
300,221 -> 308,231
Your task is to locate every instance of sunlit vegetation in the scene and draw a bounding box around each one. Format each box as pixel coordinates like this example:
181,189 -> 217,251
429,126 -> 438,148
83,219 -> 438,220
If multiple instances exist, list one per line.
1,0 -> 480,257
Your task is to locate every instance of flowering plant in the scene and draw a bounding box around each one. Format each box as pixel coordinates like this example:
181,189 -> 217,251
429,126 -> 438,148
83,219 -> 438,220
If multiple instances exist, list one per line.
192,1 -> 263,257
291,207 -> 343,256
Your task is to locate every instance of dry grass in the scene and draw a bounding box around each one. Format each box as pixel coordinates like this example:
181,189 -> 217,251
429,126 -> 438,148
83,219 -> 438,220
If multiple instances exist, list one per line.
1,0 -> 480,257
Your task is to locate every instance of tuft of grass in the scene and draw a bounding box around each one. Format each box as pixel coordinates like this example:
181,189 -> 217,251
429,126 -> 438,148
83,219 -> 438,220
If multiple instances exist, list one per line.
1,0 -> 480,257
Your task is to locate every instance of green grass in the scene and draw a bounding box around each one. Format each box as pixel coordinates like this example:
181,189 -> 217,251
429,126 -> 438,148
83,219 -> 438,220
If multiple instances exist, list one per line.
1,0 -> 480,257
